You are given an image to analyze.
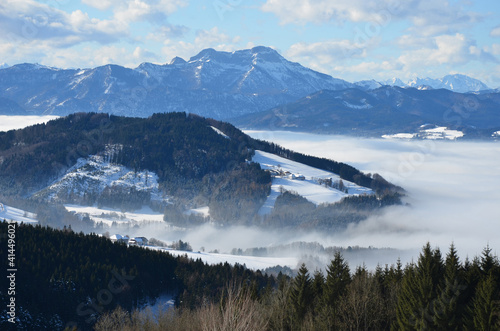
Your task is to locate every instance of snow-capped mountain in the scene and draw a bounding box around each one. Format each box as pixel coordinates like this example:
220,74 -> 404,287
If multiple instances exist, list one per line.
353,79 -> 383,90
0,46 -> 353,119
383,77 -> 406,87
386,74 -> 489,93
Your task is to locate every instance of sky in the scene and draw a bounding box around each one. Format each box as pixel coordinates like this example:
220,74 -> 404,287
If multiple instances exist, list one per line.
1,0 -> 500,86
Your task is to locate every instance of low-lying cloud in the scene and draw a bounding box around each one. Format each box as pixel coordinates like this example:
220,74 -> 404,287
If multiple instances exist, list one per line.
246,131 -> 500,261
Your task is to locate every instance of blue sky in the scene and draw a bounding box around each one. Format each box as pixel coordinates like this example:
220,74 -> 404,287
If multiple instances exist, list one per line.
1,0 -> 500,87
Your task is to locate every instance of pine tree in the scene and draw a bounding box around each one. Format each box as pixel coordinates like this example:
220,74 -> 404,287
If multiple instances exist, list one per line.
311,269 -> 325,308
395,243 -> 444,330
432,243 -> 465,330
289,263 -> 313,323
323,251 -> 351,307
468,273 -> 500,331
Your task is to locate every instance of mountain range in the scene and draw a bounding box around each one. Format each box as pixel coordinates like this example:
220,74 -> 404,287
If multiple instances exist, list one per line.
1,46 -> 499,138
0,47 -> 351,119
232,86 -> 500,137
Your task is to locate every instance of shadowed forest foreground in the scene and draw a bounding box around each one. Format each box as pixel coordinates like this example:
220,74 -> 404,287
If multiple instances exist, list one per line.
94,243 -> 500,331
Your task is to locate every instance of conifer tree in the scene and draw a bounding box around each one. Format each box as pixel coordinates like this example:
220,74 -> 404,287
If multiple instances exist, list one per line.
323,251 -> 351,307
289,263 -> 313,323
311,269 -> 325,308
468,273 -> 500,331
395,243 -> 444,330
432,243 -> 465,330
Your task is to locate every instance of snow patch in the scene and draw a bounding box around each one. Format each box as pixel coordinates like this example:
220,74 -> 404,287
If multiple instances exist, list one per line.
0,203 -> 37,223
65,204 -> 165,227
382,126 -> 464,140
185,206 -> 210,217
210,126 -> 230,139
151,247 -> 298,271
343,100 -> 372,110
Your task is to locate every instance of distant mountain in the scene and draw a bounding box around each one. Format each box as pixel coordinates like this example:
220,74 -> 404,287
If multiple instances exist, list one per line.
353,80 -> 383,90
0,63 -> 9,69
384,74 -> 490,93
231,86 -> 500,138
0,47 -> 353,119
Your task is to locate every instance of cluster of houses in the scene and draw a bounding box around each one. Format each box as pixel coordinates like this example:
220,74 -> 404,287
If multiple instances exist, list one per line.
109,234 -> 148,246
267,168 -> 306,180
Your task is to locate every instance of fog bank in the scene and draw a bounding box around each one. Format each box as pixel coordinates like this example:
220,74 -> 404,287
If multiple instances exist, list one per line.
246,131 -> 500,261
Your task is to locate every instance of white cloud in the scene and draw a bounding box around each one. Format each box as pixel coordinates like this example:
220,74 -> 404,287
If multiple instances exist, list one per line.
161,27 -> 243,62
0,41 -> 160,68
491,25 -> 500,38
83,0 -> 188,24
398,33 -> 496,68
81,0 -> 115,11
0,0 -> 128,47
261,0 -> 480,38
147,24 -> 189,42
261,0 -> 402,25
284,39 -> 375,76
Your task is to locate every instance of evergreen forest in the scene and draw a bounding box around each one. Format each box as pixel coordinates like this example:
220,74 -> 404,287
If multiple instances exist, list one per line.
1,221 -> 499,330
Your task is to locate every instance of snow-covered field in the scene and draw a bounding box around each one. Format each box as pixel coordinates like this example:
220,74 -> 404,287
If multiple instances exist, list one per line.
65,204 -> 165,226
151,247 -> 298,271
382,125 -> 464,140
0,115 -> 59,132
0,203 -> 37,223
252,150 -> 373,214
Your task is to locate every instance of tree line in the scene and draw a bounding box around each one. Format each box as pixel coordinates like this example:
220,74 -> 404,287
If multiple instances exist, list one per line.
0,221 -> 273,331
95,243 -> 499,331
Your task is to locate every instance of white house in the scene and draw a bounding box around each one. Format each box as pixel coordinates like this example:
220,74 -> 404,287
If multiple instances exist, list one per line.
110,234 -> 129,244
129,237 -> 148,246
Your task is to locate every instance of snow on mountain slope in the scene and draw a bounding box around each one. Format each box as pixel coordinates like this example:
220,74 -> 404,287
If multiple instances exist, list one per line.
386,74 -> 489,93
0,203 -> 37,223
33,145 -> 168,205
0,47 -> 354,119
252,150 -> 374,214
64,205 -> 165,227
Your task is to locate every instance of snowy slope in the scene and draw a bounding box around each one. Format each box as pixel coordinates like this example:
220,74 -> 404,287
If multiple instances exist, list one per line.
151,247 -> 298,271
0,203 -> 37,223
33,145 -> 169,205
64,204 -> 165,227
252,150 -> 374,214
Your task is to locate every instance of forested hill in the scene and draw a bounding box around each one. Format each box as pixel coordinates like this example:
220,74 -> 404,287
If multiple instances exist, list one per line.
0,112 -> 401,227
0,221 -> 274,330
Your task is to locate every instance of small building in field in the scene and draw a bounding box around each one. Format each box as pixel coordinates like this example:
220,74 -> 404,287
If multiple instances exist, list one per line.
129,237 -> 148,246
110,234 -> 129,244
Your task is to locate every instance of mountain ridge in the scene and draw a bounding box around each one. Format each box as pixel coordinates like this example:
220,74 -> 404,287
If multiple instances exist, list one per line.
0,46 -> 353,119
231,86 -> 500,138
